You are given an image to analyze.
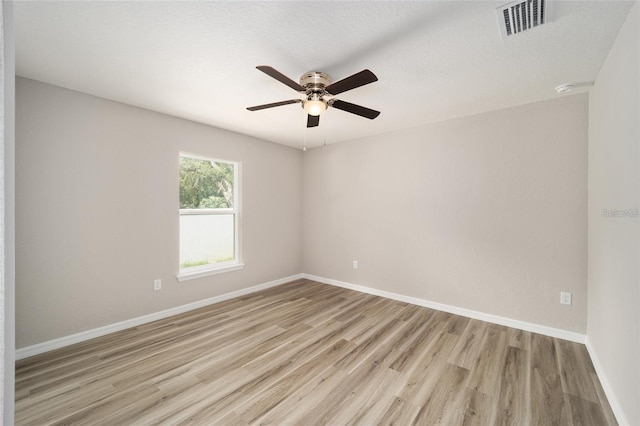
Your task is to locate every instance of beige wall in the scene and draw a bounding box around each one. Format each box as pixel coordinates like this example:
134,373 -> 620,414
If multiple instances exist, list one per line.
2,2 -> 16,422
16,78 -> 303,348
16,78 -> 591,346
587,3 -> 639,425
303,94 -> 588,333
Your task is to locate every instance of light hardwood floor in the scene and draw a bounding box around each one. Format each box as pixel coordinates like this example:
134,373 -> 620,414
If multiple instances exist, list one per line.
16,279 -> 616,425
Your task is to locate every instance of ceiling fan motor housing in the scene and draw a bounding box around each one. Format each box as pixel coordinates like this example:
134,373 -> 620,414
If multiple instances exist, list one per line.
300,71 -> 332,93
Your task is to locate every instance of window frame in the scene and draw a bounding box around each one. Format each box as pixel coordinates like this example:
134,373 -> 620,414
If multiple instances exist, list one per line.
177,153 -> 243,281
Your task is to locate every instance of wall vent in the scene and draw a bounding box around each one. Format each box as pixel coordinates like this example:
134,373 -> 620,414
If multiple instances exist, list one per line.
497,0 -> 554,38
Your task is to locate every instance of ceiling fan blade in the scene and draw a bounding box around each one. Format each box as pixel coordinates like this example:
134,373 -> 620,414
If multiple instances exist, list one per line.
256,65 -> 306,92
307,115 -> 320,128
325,69 -> 378,95
247,99 -> 301,111
330,99 -> 380,119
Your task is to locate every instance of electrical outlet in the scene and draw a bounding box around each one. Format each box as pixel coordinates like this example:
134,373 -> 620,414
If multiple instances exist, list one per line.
353,260 -> 358,269
560,291 -> 571,305
154,279 -> 162,291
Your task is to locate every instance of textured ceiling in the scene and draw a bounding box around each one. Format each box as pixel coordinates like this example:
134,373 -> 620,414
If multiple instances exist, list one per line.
15,1 -> 635,149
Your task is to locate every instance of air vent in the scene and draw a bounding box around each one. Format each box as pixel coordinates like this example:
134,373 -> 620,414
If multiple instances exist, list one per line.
497,0 -> 554,38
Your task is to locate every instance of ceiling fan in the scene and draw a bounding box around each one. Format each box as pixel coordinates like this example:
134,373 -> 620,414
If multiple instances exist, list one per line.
247,66 -> 380,128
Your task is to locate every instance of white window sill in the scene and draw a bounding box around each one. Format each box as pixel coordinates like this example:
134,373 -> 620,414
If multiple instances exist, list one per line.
177,263 -> 245,282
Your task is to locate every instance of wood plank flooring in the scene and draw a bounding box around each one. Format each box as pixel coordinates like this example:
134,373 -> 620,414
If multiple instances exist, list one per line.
15,279 -> 617,425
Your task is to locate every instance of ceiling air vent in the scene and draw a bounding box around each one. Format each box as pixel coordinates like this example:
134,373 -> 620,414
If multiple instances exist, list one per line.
497,0 -> 554,39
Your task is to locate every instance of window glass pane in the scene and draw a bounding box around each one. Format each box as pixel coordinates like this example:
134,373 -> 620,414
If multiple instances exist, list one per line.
179,154 -> 239,272
179,213 -> 235,268
179,156 -> 234,209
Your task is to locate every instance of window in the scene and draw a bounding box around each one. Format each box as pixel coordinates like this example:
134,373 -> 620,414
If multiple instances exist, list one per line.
177,154 -> 242,280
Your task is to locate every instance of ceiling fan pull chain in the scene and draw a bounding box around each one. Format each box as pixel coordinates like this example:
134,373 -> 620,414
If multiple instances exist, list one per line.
323,108 -> 328,147
303,124 -> 307,152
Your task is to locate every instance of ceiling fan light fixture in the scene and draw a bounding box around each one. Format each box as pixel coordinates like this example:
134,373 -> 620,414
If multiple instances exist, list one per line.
304,99 -> 327,116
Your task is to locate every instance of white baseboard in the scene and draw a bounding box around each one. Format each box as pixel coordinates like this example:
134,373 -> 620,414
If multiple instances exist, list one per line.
19,272 -> 622,422
585,336 -> 629,426
16,273 -> 304,360
17,272 -> 586,358
302,273 -> 586,344
307,273 -> 630,422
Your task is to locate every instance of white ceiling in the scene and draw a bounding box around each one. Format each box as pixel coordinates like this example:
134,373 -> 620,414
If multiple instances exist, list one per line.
15,1 -> 634,149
